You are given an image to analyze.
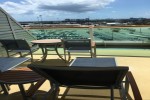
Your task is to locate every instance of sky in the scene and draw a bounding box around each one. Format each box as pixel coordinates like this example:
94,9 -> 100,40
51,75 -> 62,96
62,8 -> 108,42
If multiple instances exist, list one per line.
0,0 -> 150,21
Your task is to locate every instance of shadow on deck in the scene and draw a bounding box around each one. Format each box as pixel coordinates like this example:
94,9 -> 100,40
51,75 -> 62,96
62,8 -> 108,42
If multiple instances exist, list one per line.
0,52 -> 149,99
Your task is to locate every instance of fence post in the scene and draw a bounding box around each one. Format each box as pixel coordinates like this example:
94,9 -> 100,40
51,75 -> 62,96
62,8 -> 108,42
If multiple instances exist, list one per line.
89,25 -> 94,41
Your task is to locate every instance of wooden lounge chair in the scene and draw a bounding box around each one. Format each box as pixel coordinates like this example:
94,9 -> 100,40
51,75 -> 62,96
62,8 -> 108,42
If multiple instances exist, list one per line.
62,38 -> 96,62
0,39 -> 38,61
124,71 -> 142,100
28,64 -> 130,100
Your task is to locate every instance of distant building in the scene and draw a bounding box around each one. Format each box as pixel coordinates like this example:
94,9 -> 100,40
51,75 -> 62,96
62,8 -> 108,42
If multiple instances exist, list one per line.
106,22 -> 122,26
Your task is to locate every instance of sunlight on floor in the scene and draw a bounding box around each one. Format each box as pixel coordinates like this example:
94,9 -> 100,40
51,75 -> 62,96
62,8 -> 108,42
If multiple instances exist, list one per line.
0,54 -> 150,99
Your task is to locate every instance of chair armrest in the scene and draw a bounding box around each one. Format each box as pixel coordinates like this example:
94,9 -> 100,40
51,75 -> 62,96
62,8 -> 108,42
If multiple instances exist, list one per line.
125,71 -> 142,100
30,44 -> 39,51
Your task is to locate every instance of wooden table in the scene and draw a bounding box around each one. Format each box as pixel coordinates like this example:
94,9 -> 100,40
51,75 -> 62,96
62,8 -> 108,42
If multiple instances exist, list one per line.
31,39 -> 65,62
0,57 -> 33,96
0,57 -> 45,100
70,58 -> 116,67
0,57 -> 30,72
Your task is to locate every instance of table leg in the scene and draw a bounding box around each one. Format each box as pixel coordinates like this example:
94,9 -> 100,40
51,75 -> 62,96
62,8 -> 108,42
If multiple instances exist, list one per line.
40,45 -> 45,55
55,44 -> 66,61
40,45 -> 47,62
18,84 -> 28,100
40,44 -> 66,62
0,84 -> 9,95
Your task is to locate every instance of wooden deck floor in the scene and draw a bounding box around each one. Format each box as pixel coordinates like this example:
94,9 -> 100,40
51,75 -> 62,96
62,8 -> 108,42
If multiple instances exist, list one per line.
0,53 -> 150,99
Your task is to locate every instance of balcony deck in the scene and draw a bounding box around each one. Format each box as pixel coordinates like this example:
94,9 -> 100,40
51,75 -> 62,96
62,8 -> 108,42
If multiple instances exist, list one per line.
0,49 -> 150,99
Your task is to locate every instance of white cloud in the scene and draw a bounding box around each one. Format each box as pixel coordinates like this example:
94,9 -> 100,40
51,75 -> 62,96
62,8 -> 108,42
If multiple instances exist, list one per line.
0,0 -> 115,20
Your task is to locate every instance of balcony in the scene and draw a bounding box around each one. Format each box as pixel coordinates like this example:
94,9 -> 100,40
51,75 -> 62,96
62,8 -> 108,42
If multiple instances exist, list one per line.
0,6 -> 149,100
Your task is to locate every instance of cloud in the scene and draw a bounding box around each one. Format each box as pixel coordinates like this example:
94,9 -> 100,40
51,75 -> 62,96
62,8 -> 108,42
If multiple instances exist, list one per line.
0,0 -> 115,20
38,0 -> 115,13
0,1 -> 36,15
39,3 -> 97,13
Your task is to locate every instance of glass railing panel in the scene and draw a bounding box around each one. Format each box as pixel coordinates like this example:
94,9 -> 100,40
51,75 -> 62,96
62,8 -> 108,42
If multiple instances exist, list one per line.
29,27 -> 150,42
93,27 -> 150,42
29,27 -> 150,56
29,28 -> 90,40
